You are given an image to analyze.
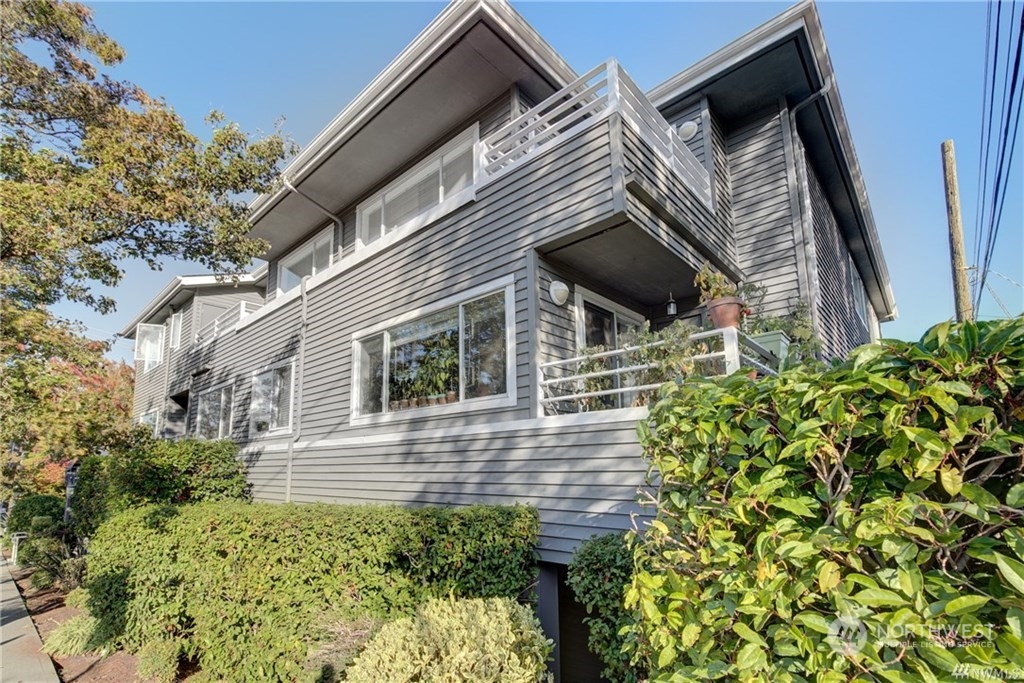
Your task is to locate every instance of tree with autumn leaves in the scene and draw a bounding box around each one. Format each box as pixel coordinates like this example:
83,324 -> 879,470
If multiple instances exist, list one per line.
1,0 -> 295,499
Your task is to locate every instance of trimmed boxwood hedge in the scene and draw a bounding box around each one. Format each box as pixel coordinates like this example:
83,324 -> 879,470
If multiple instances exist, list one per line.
73,501 -> 538,682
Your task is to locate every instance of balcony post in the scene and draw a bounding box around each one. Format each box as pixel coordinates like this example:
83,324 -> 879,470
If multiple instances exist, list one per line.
722,326 -> 741,374
606,58 -> 620,115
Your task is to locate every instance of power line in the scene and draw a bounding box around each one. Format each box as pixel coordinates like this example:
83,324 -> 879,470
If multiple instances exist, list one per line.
974,0 -> 1024,312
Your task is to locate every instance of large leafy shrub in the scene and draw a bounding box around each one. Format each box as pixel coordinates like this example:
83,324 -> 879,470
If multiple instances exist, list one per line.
69,438 -> 249,537
629,317 -> 1024,681
60,501 -> 538,682
566,532 -> 645,683
6,493 -> 64,533
345,596 -> 553,683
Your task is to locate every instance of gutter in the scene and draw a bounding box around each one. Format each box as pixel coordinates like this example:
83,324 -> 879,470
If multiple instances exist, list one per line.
245,0 -> 578,228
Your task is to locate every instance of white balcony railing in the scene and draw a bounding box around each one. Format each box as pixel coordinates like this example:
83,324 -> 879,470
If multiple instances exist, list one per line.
193,301 -> 256,347
539,327 -> 778,415
477,59 -> 711,207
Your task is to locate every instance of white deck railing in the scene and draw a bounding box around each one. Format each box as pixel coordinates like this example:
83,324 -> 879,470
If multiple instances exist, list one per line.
193,301 -> 256,347
477,59 -> 711,207
539,327 -> 778,415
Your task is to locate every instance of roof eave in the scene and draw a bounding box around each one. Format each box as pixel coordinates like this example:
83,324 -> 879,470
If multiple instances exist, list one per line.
119,270 -> 265,338
648,0 -> 897,322
246,0 -> 577,229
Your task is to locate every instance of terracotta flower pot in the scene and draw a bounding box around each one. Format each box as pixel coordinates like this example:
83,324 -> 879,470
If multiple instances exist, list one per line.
707,296 -> 743,329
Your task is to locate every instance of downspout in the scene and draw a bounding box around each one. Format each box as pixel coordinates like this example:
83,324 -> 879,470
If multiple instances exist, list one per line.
786,77 -> 833,344
285,274 -> 310,503
283,179 -> 344,249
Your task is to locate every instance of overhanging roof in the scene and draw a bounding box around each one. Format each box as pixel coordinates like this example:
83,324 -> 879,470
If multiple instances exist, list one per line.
648,0 -> 897,322
247,0 -> 577,262
119,264 -> 267,338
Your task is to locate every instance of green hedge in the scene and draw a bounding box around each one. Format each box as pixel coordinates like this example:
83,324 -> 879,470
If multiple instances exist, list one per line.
74,501 -> 539,681
628,317 -> 1024,681
566,532 -> 644,683
70,438 -> 249,537
7,494 -> 64,534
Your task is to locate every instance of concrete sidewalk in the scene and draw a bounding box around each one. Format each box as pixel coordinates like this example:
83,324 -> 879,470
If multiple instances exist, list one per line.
1,557 -> 60,683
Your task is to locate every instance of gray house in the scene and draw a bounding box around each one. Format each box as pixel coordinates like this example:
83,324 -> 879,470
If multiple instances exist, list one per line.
121,0 -> 896,677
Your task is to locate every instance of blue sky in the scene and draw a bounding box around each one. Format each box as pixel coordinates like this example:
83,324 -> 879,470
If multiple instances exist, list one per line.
50,1 -> 1022,362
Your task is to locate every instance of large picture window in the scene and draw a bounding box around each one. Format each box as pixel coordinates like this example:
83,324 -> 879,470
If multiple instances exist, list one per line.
356,126 -> 477,249
278,227 -> 334,296
196,384 -> 233,440
250,362 -> 294,435
354,284 -> 512,417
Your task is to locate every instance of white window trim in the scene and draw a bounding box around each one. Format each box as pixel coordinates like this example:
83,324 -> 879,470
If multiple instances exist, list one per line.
276,225 -> 335,298
194,380 -> 235,440
248,358 -> 296,438
139,409 -> 159,437
349,275 -> 517,426
134,323 -> 165,373
356,124 -> 479,251
169,311 -> 183,351
573,285 -> 645,351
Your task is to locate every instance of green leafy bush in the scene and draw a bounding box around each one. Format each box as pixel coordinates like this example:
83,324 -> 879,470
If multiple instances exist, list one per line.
628,317 -> 1024,681
57,501 -> 538,682
567,532 -> 644,683
7,494 -> 64,534
345,596 -> 553,683
69,439 -> 249,537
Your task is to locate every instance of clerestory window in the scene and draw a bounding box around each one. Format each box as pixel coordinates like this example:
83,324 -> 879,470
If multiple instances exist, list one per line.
356,125 -> 477,249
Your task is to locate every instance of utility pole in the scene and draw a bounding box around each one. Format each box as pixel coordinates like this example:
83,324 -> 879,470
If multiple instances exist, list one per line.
941,140 -> 974,322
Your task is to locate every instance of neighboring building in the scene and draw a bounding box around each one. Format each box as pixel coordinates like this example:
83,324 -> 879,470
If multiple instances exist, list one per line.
120,1 -> 896,678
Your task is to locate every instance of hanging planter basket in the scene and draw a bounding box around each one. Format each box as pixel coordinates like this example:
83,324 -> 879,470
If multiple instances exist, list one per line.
706,296 -> 743,329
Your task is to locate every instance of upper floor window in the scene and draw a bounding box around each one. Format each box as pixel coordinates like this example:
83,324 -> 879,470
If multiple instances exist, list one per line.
134,323 -> 164,372
353,279 -> 513,419
278,227 -> 334,296
850,256 -> 868,327
357,125 -> 477,249
168,311 -> 183,350
250,360 -> 294,436
196,383 -> 233,440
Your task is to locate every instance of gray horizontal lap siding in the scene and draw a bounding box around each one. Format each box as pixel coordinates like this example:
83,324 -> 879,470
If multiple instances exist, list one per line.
249,414 -> 647,564
728,112 -> 801,317
619,116 -> 736,272
805,151 -> 870,358
164,116 -> 624,562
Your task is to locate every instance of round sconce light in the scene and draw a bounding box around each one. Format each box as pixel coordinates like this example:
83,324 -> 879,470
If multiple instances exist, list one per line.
678,120 -> 699,142
549,280 -> 570,306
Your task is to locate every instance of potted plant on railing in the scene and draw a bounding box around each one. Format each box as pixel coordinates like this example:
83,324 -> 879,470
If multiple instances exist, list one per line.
694,262 -> 747,329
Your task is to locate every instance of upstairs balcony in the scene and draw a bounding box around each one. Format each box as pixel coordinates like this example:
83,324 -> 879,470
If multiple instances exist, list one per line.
476,59 -> 711,209
540,327 -> 779,416
192,301 -> 258,347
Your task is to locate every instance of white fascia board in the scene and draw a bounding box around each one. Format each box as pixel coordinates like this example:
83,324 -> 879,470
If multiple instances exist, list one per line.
119,272 -> 263,338
246,0 -> 578,227
649,0 -> 897,320
647,0 -> 816,107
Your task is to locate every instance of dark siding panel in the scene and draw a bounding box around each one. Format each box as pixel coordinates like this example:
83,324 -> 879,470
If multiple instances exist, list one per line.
728,113 -> 800,318
806,152 -> 870,358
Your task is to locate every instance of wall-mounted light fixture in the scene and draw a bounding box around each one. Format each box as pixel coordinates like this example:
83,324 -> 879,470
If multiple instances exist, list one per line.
549,280 -> 570,306
666,291 -> 677,317
678,120 -> 699,142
